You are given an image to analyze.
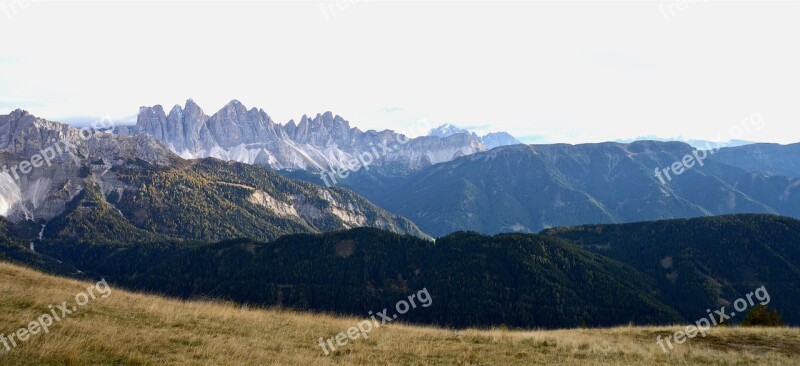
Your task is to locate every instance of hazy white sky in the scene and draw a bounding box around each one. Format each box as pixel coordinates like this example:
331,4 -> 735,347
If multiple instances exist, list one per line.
1,0 -> 798,143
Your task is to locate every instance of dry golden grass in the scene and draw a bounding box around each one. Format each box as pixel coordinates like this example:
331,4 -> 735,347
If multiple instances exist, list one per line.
1,261 -> 799,365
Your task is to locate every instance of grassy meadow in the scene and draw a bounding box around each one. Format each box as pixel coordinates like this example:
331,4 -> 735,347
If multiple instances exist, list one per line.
0,261 -> 799,365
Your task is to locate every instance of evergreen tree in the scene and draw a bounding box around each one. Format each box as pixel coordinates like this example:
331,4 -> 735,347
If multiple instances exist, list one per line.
741,304 -> 784,327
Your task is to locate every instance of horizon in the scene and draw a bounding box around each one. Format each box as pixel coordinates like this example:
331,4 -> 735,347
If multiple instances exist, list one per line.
3,104 -> 789,147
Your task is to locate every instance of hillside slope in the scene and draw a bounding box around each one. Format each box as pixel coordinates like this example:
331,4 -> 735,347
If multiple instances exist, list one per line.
714,143 -> 800,178
39,158 -> 427,243
36,228 -> 682,329
353,142 -> 800,236
544,215 -> 800,323
1,261 -> 799,365
15,215 -> 800,330
0,110 -> 428,243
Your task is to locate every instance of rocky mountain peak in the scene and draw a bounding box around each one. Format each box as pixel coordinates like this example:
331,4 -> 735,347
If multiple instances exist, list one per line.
2,109 -> 37,129
168,104 -> 183,118
482,131 -> 522,149
127,100 -> 489,171
183,99 -> 204,114
216,99 -> 248,116
227,99 -> 243,107
137,105 -> 167,126
427,123 -> 521,150
428,123 -> 469,138
136,105 -> 168,141
9,109 -> 31,119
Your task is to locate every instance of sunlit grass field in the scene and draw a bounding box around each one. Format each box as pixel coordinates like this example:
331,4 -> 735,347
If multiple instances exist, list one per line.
1,261 -> 798,365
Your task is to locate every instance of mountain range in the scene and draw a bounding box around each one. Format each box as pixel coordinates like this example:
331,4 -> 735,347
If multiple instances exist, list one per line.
714,142 -> 800,178
103,98 -> 800,239
286,141 -> 800,236
0,109 -> 426,243
118,100 -> 521,172
4,106 -> 800,242
615,136 -> 756,150
1,105 -> 799,330
426,123 -> 522,149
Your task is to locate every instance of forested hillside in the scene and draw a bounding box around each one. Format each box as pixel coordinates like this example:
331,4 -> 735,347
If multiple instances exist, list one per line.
7,215 -> 798,329
37,228 -> 681,329
544,214 -> 800,322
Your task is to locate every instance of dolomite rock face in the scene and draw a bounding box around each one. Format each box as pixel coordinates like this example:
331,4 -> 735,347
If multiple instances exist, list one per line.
0,110 -> 175,221
125,99 -> 489,172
